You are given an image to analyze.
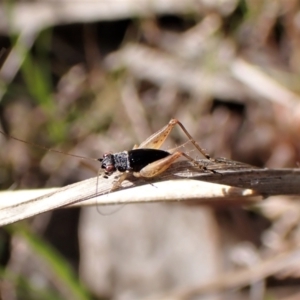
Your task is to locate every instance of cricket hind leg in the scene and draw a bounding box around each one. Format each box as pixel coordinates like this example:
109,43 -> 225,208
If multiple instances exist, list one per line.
173,119 -> 211,160
137,119 -> 177,150
134,150 -> 209,179
137,119 -> 211,160
167,147 -> 215,173
134,152 -> 182,178
180,152 -> 216,173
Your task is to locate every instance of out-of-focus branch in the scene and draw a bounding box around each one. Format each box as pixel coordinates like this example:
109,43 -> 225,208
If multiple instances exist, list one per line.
144,247 -> 300,299
105,43 -> 245,100
231,58 -> 300,109
0,0 -> 236,35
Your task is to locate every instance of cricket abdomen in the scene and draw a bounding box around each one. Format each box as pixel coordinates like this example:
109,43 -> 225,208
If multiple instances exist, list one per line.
128,149 -> 170,172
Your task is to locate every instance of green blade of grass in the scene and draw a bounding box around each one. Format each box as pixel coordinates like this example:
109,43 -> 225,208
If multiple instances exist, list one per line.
6,224 -> 92,300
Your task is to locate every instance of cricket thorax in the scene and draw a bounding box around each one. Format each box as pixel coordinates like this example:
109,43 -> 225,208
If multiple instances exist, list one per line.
112,151 -> 130,172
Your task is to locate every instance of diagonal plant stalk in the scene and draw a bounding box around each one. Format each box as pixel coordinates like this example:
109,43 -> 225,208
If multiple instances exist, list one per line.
1,158 -> 300,226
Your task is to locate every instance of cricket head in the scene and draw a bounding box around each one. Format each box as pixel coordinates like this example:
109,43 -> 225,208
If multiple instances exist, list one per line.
98,153 -> 116,174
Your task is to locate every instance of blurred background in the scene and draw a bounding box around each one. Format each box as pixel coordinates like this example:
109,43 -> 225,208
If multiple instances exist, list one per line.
1,0 -> 300,299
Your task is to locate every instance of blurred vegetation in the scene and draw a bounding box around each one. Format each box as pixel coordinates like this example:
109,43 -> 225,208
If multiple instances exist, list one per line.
1,0 -> 300,299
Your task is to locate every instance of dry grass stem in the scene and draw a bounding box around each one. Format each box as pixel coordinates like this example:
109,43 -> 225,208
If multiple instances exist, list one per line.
1,158 -> 300,226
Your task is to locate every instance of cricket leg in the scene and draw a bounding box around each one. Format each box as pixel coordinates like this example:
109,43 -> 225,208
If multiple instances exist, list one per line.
171,119 -> 211,160
111,172 -> 128,191
133,152 -> 182,178
137,119 -> 211,160
96,168 -> 122,194
137,119 -> 179,149
134,151 -> 207,178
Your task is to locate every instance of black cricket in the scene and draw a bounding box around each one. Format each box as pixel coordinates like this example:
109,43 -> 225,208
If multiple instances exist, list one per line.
99,149 -> 170,175
0,118 -> 212,187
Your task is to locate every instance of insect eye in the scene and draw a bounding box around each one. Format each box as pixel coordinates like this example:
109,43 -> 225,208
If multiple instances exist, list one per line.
106,165 -> 115,172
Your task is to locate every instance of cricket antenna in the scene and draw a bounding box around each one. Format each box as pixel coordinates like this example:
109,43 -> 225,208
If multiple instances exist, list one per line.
0,129 -> 99,162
